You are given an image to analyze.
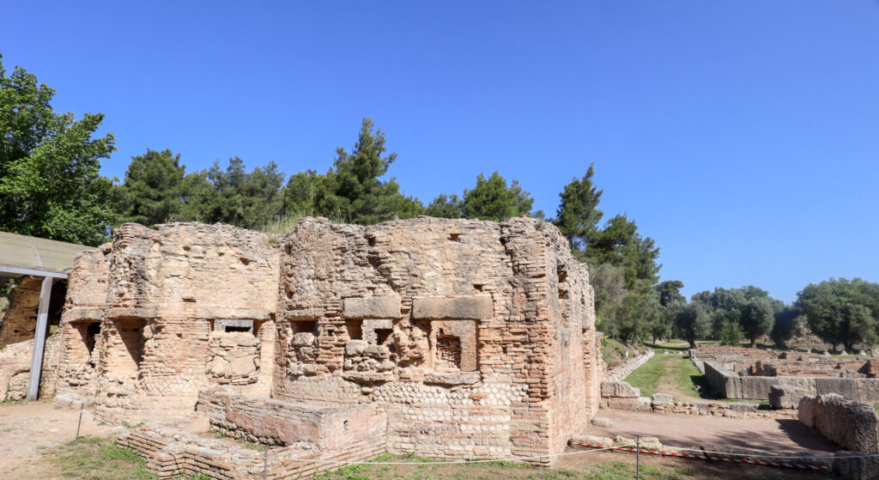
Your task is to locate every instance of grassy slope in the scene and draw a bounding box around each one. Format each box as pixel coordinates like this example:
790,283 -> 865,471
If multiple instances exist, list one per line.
623,355 -> 707,399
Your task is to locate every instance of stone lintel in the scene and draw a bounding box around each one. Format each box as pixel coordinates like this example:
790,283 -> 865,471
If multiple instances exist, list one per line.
423,372 -> 481,386
64,307 -> 105,323
411,296 -> 493,320
342,297 -> 402,319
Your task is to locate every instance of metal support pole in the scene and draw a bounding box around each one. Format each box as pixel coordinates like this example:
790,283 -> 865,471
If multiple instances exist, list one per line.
26,276 -> 55,401
636,435 -> 641,480
75,403 -> 84,441
263,444 -> 269,480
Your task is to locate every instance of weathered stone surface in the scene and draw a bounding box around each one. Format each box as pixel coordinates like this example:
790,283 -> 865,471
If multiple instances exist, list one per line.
799,394 -> 879,453
833,451 -> 879,480
342,297 -> 402,319
769,385 -> 807,409
49,217 -> 601,464
601,381 -> 640,398
411,296 -> 493,320
652,393 -> 674,405
591,416 -> 613,427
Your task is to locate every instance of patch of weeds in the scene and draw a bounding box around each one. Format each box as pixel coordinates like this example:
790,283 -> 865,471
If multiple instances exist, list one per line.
236,438 -> 265,451
48,435 -> 157,480
213,428 -> 228,438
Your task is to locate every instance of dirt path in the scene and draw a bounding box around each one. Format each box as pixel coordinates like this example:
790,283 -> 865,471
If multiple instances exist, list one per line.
590,409 -> 838,455
0,401 -> 117,479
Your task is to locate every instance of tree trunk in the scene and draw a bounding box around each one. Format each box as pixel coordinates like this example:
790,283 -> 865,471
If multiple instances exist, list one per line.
750,338 -> 756,348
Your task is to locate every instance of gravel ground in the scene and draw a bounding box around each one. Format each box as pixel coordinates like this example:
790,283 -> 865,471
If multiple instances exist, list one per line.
589,409 -> 838,455
0,401 -> 116,479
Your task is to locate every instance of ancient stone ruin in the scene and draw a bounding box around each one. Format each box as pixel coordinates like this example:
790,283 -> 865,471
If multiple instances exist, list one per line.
44,216 -> 602,476
692,346 -> 879,406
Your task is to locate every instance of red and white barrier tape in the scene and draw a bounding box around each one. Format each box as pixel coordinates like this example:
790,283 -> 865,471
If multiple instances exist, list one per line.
569,442 -> 830,471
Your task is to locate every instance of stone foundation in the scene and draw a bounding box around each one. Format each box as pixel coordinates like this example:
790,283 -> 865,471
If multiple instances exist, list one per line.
799,394 -> 879,454
118,423 -> 387,479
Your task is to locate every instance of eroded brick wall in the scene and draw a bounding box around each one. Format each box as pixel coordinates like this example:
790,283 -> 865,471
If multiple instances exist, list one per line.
0,277 -> 44,348
55,217 -> 600,463
273,217 -> 599,461
80,223 -> 281,421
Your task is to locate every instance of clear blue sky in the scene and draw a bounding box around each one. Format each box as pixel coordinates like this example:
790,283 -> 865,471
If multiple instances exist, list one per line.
3,1 -> 878,303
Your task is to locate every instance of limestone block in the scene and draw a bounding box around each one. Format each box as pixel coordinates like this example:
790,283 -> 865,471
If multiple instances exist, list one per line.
345,340 -> 368,356
769,385 -> 806,410
800,394 -> 879,453
292,333 -> 315,347
833,451 -> 879,480
816,378 -> 859,400
423,372 -> 481,386
607,397 -> 651,412
573,435 -> 614,447
342,297 -> 402,319
652,393 -> 674,405
858,379 -> 879,403
411,296 -> 493,320
591,417 -> 613,427
601,381 -> 640,398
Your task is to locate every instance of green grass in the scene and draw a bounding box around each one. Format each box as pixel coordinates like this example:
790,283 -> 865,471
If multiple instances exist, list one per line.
625,354 -> 768,404
313,454 -> 803,480
48,435 -> 156,480
623,354 -> 706,398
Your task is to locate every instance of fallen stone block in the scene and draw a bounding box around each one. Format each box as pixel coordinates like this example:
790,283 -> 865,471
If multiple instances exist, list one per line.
590,416 -> 613,427
769,385 -> 806,410
652,393 -> 674,405
601,381 -> 640,398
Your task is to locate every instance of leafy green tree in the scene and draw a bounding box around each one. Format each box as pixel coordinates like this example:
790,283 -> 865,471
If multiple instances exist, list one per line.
692,286 -> 782,346
425,194 -> 463,219
655,280 -> 685,306
677,302 -> 710,348
554,164 -> 603,253
113,149 -> 186,226
797,278 -> 879,351
284,170 -> 330,217
282,118 -> 423,224
771,306 -> 802,348
647,304 -> 673,343
608,292 -> 661,344
184,157 -> 286,230
460,172 -> 534,221
738,297 -> 774,347
587,262 -> 626,326
587,214 -> 661,289
718,320 -> 745,346
0,55 -> 115,245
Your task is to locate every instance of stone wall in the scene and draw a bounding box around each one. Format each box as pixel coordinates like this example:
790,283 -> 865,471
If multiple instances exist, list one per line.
51,223 -> 282,422
55,245 -> 111,397
198,390 -> 387,450
273,217 -> 599,462
799,394 -> 879,453
605,350 -> 654,382
705,361 -> 879,403
0,277 -> 43,348
118,423 -> 387,479
54,217 -> 600,464
0,334 -> 63,401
